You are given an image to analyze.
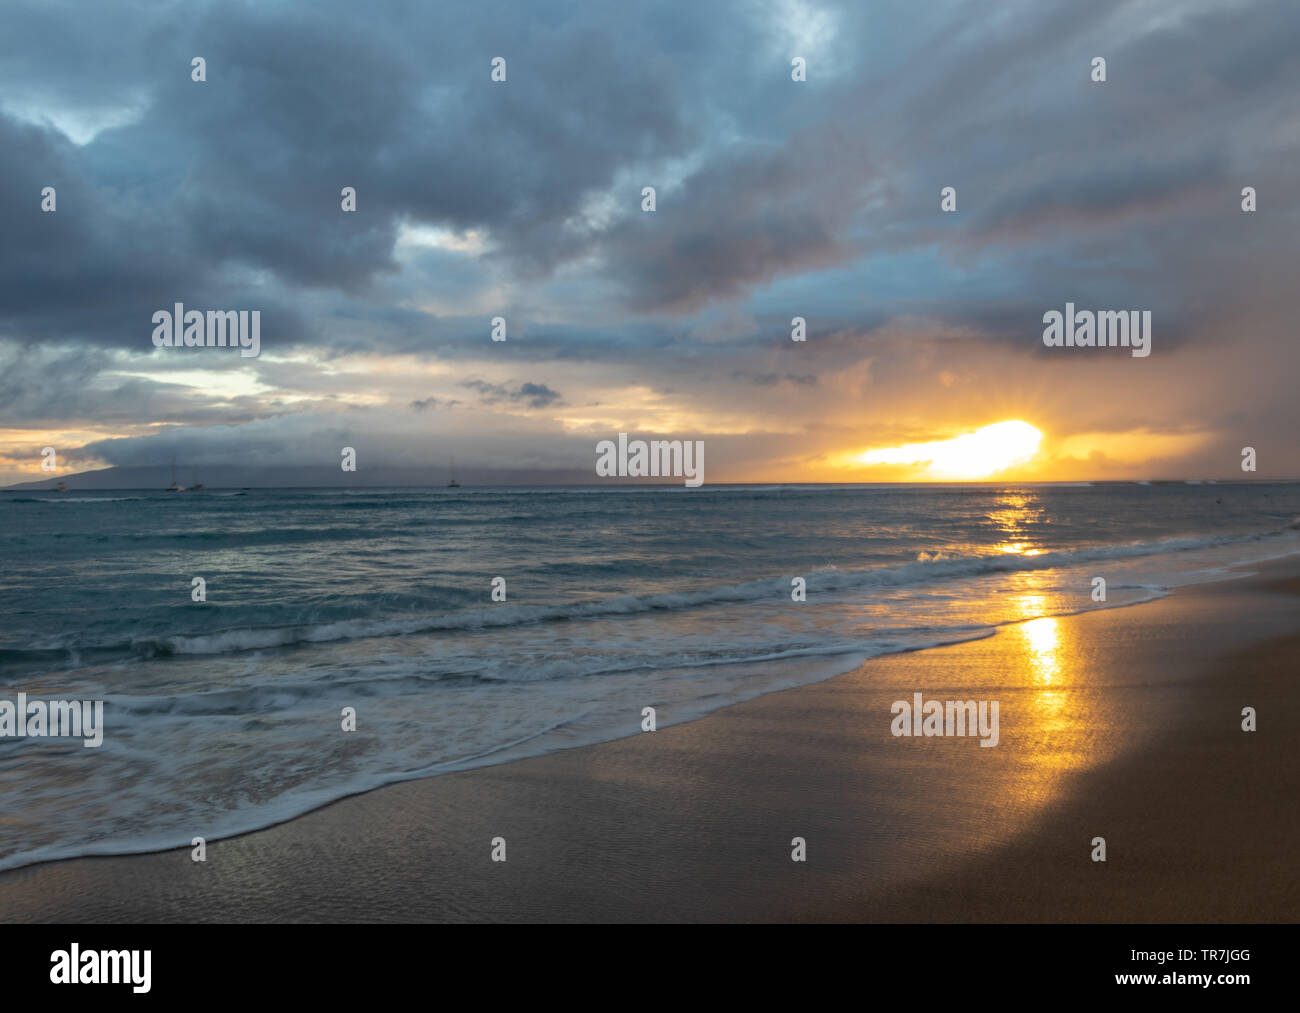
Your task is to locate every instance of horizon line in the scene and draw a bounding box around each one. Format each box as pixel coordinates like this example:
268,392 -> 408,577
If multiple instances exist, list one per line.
6,478 -> 1300,492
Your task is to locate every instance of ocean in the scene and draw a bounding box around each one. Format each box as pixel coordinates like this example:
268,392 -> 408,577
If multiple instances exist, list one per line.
1,482 -> 1297,872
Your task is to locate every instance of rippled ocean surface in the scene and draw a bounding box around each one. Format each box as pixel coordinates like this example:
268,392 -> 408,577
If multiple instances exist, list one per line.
2,482 -> 1298,870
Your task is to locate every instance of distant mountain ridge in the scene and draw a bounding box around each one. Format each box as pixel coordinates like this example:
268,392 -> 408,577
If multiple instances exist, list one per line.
2,464 -> 666,490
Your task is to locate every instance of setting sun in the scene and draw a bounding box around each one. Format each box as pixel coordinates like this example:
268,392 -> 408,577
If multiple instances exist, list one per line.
857,420 -> 1044,480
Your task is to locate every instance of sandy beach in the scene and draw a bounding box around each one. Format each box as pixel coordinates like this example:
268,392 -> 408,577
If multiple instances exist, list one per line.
1,555 -> 1296,923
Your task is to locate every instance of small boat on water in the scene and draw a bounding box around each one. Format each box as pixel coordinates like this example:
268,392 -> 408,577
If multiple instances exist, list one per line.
447,455 -> 461,488
165,458 -> 184,492
54,481 -> 68,493
189,469 -> 204,491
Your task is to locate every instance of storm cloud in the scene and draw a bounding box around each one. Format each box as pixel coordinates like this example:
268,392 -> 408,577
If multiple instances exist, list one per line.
1,0 -> 1297,483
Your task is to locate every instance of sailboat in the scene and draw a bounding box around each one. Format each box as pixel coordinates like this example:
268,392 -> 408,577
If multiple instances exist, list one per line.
165,457 -> 184,492
447,455 -> 461,488
189,468 -> 204,491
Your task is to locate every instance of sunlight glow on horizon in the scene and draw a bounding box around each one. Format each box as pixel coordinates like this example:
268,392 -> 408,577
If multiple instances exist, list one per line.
856,420 -> 1044,480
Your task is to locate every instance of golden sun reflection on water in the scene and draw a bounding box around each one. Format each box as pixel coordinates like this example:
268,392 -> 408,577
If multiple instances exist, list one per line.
995,542 -> 1044,556
986,490 -> 1048,557
988,495 -> 1073,748
916,495 -> 1102,839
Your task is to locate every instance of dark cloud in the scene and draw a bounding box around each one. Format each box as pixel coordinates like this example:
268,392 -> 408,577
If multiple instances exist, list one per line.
0,0 -> 700,352
410,396 -> 464,412
3,0 -> 1298,353
514,382 -> 563,408
2,0 -> 1299,481
462,379 -> 563,409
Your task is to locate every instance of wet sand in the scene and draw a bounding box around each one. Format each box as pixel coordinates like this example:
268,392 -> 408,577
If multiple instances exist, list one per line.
1,557 -> 1296,922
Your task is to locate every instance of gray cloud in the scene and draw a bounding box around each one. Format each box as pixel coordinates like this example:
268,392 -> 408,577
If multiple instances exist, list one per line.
2,0 -> 1299,481
462,379 -> 563,409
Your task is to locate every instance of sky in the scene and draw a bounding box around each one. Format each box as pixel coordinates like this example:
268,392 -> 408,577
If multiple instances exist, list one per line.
1,0 -> 1297,486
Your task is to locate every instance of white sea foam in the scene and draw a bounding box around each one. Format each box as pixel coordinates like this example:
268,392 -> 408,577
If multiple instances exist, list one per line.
3,486 -> 1298,875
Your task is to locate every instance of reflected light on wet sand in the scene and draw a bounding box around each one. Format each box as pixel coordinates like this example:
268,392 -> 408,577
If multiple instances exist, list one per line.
1010,597 -> 1088,783
1019,616 -> 1061,684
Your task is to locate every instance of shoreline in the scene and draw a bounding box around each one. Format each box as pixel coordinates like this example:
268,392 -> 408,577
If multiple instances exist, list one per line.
0,566 -> 1235,877
1,555 -> 1296,921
